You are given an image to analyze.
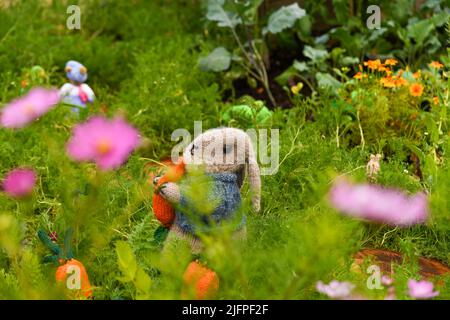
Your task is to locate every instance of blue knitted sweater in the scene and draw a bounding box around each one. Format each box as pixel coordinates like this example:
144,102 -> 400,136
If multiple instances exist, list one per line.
174,172 -> 245,235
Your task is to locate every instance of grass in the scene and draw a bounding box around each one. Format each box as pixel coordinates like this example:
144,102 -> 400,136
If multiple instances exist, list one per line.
0,0 -> 449,300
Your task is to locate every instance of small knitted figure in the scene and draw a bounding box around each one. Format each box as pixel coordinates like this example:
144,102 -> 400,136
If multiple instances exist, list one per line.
366,154 -> 382,182
59,60 -> 95,114
155,127 -> 261,253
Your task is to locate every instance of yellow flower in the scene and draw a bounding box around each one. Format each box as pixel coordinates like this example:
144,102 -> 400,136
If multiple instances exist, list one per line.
412,71 -> 421,79
353,72 -> 367,80
380,77 -> 395,88
409,83 -> 424,97
380,75 -> 408,88
394,76 -> 408,87
291,82 -> 303,95
378,66 -> 392,75
429,61 -> 444,69
384,59 -> 398,66
364,59 -> 382,71
433,96 -> 439,105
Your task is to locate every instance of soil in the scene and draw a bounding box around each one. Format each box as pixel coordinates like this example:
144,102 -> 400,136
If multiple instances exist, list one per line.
354,248 -> 450,280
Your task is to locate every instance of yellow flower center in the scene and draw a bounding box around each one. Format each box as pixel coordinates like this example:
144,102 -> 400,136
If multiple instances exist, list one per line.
23,104 -> 35,116
96,139 -> 112,155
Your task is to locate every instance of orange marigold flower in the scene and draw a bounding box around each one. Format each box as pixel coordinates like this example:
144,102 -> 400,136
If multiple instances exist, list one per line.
384,59 -> 398,66
394,76 -> 408,87
410,83 -> 424,97
364,59 -> 382,71
378,66 -> 392,75
433,96 -> 439,105
381,75 -> 408,88
353,72 -> 367,80
380,77 -> 395,88
412,71 -> 421,79
429,61 -> 443,69
20,79 -> 28,88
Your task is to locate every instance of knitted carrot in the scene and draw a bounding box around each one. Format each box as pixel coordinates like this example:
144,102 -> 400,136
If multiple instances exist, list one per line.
55,259 -> 93,299
152,159 -> 185,228
182,260 -> 219,300
38,228 -> 93,299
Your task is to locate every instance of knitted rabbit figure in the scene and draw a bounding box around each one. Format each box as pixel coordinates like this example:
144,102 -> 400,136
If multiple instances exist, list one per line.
59,60 -> 95,114
156,127 -> 261,253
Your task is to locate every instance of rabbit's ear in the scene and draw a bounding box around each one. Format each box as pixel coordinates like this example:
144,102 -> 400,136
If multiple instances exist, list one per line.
245,134 -> 261,212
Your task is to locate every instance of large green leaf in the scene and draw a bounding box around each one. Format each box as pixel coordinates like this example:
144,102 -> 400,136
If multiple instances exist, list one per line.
134,267 -> 152,299
407,19 -> 434,46
199,47 -> 232,72
303,46 -> 329,62
316,72 -> 342,92
332,0 -> 349,25
206,0 -> 242,28
263,3 -> 306,34
293,60 -> 309,72
116,241 -> 137,282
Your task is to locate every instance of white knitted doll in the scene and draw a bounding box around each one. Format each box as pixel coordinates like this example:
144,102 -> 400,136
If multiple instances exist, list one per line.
155,127 -> 261,253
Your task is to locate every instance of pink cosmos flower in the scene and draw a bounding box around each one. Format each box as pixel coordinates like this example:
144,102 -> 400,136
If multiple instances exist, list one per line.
2,168 -> 37,198
408,279 -> 439,299
329,180 -> 428,227
0,87 -> 60,128
384,287 -> 396,300
316,281 -> 355,299
381,275 -> 394,286
66,116 -> 140,170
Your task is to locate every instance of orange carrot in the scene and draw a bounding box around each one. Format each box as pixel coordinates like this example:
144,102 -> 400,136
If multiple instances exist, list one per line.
152,159 -> 185,227
183,260 -> 219,300
55,259 -> 93,299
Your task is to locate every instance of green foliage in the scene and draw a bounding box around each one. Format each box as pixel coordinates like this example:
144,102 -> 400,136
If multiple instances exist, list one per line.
263,3 -> 306,35
199,47 -> 232,72
0,0 -> 449,301
116,241 -> 152,299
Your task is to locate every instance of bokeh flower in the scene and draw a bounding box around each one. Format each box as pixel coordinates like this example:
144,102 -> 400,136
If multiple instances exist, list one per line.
353,72 -> 367,80
432,96 -> 439,105
380,76 -> 396,88
394,76 -> 408,87
410,83 -> 424,97
67,116 -> 141,170
384,59 -> 398,66
316,281 -> 355,299
0,87 -> 60,128
329,180 -> 428,227
291,82 -> 303,95
2,168 -> 37,198
408,279 -> 439,299
381,275 -> 393,286
380,75 -> 408,88
364,59 -> 382,71
429,61 -> 443,69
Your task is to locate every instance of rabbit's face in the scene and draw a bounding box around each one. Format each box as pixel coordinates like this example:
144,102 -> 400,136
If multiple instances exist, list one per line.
182,127 -> 261,212
183,128 -> 250,174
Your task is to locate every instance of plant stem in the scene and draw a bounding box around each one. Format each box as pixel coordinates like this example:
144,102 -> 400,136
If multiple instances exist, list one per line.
357,109 -> 365,150
229,18 -> 277,107
336,124 -> 340,148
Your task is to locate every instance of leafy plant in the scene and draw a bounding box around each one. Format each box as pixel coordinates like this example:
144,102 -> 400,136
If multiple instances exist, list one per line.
200,0 -> 306,106
116,241 -> 152,299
